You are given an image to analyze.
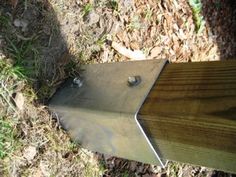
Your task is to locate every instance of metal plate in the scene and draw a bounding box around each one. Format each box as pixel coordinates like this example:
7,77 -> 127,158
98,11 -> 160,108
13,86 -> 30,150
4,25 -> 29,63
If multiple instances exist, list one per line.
49,59 -> 167,166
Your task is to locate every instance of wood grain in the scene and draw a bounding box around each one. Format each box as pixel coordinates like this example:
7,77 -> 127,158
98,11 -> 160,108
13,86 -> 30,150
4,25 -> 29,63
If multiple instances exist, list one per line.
138,60 -> 236,173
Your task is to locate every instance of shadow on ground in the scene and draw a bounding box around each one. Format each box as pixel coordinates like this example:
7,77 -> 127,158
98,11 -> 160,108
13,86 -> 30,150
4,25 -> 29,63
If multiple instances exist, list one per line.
201,0 -> 236,60
0,0 -> 77,103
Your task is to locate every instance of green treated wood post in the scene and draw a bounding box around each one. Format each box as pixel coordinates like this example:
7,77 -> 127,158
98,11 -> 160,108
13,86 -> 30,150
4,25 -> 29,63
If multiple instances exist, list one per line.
138,60 -> 236,173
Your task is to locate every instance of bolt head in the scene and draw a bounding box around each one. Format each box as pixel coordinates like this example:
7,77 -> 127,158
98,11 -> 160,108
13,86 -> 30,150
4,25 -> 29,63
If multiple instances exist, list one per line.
73,77 -> 83,87
127,75 -> 141,87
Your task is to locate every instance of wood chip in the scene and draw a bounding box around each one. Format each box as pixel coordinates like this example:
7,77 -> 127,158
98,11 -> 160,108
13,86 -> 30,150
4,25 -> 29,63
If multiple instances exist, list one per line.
130,41 -> 140,50
149,46 -> 162,59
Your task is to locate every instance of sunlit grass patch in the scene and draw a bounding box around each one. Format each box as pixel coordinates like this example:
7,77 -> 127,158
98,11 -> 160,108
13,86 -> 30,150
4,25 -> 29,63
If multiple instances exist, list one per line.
188,0 -> 205,34
0,116 -> 16,159
0,59 -> 24,161
0,59 -> 27,80
82,3 -> 93,17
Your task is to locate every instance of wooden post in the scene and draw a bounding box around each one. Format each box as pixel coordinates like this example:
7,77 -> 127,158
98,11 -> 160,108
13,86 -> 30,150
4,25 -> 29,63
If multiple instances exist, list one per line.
138,60 -> 236,173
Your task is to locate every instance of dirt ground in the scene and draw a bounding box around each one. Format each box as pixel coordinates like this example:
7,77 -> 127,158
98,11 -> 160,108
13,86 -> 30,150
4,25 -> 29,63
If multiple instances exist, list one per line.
0,0 -> 236,176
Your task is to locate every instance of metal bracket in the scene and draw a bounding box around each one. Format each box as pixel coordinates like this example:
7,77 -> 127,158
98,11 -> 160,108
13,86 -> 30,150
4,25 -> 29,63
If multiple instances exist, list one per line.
49,59 -> 167,166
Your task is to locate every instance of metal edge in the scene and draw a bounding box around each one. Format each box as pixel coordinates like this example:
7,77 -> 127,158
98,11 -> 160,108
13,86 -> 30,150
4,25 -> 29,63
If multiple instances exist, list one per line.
134,59 -> 168,167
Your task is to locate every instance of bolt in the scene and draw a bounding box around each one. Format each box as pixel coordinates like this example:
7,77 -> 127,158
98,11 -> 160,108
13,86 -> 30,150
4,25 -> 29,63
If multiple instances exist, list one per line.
73,77 -> 83,87
127,75 -> 141,87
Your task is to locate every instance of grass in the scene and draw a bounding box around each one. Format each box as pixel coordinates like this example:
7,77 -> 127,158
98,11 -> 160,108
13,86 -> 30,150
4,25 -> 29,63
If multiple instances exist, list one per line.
121,171 -> 130,177
0,7 -> 36,167
0,59 -> 26,80
144,5 -> 154,20
167,162 -> 181,177
127,15 -> 141,31
0,57 -> 22,160
0,14 -> 10,28
188,0 -> 205,33
5,37 -> 40,78
96,34 -> 107,47
107,0 -> 119,11
0,3 -> 105,175
82,3 -> 93,17
0,58 -> 27,113
0,52 -> 26,162
0,117 -> 15,159
0,11 -> 40,79
0,12 -> 54,101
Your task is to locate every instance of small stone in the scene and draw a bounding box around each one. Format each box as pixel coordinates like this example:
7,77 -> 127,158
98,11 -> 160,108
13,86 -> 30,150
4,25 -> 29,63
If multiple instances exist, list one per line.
23,146 -> 37,161
14,92 -> 25,111
73,77 -> 83,87
13,19 -> 28,32
13,19 -> 21,27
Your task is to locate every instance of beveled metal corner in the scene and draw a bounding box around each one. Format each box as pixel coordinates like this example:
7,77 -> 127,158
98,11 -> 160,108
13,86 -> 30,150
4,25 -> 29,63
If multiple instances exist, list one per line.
49,59 -> 167,166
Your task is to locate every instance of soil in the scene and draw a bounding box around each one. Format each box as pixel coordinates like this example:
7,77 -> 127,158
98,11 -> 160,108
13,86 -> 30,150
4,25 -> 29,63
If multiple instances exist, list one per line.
0,0 -> 236,176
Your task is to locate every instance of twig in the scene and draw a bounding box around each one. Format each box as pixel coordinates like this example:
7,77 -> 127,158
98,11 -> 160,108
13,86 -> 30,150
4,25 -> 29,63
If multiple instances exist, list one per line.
111,41 -> 146,60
